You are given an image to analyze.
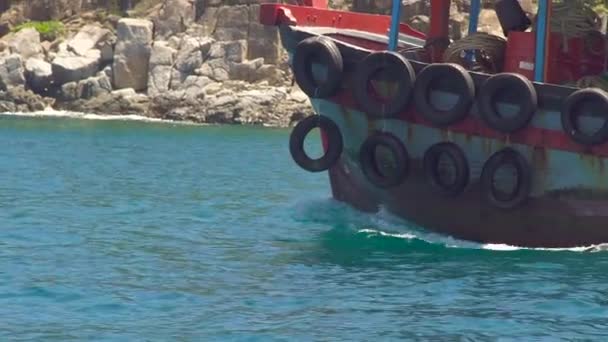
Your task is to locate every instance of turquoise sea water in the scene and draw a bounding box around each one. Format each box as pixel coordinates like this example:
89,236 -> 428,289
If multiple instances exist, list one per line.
2,114 -> 608,340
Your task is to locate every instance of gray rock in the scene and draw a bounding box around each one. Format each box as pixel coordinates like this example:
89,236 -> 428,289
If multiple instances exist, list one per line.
208,40 -> 246,63
99,40 -> 114,65
24,58 -> 53,92
52,50 -> 101,85
25,0 -> 84,21
115,19 -> 154,45
174,37 -> 213,74
169,68 -> 185,90
148,65 -> 173,96
167,36 -> 181,50
67,24 -> 112,57
58,90 -> 150,115
228,58 -> 263,82
148,41 -> 177,96
224,40 -> 247,63
112,88 -> 137,97
0,100 -> 16,112
198,59 -> 229,82
79,74 -> 112,99
113,19 -> 154,91
247,5 -> 281,64
60,81 -> 79,100
101,65 -> 112,79
0,54 -> 25,90
179,75 -> 212,99
153,0 -> 195,38
148,79 -> 313,126
150,41 -> 176,66
0,86 -> 51,111
213,6 -> 249,41
247,24 -> 281,64
8,28 -> 43,59
197,6 -> 219,36
252,64 -> 287,86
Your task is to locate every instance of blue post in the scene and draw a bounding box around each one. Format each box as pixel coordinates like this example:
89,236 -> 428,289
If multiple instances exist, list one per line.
468,0 -> 480,36
388,0 -> 402,51
534,0 -> 548,82
466,0 -> 481,62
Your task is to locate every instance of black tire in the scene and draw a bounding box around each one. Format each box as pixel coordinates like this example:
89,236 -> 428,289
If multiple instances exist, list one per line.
561,88 -> 608,146
480,148 -> 532,210
359,131 -> 409,188
289,115 -> 343,172
292,36 -> 343,98
413,63 -> 475,126
478,72 -> 537,134
423,142 -> 469,196
352,51 -> 416,119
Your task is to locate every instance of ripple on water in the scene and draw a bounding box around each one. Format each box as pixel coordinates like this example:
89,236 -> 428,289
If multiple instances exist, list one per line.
1,115 -> 608,340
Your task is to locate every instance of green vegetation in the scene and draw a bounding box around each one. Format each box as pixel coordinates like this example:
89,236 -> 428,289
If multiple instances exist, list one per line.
12,20 -> 65,41
590,0 -> 608,15
108,0 -> 123,16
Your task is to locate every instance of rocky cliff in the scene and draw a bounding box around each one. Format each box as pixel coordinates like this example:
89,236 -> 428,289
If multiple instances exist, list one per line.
0,0 -> 310,126
0,0 -> 509,126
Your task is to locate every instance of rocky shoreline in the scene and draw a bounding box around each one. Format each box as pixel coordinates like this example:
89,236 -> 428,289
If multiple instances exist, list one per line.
0,1 -> 314,128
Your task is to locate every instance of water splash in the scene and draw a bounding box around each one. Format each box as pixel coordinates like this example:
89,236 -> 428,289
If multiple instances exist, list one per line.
294,198 -> 608,253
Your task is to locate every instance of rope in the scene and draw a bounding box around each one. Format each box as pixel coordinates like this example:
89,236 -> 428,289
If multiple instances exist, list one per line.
532,1 -> 608,90
442,32 -> 507,73
533,1 -> 600,36
574,73 -> 608,89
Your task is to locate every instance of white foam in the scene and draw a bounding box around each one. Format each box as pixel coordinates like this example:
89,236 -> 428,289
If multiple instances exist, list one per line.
0,109 -> 206,126
357,228 -> 417,240
482,243 -> 608,253
358,206 -> 608,253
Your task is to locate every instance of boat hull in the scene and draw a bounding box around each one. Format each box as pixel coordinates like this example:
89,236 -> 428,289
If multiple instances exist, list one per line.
269,12 -> 608,248
310,98 -> 608,248
327,153 -> 608,248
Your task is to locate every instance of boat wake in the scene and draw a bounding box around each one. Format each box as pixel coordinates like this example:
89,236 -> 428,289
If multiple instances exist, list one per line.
294,198 -> 608,253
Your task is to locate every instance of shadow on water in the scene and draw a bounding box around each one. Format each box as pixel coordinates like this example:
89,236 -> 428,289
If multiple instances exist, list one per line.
285,197 -> 608,270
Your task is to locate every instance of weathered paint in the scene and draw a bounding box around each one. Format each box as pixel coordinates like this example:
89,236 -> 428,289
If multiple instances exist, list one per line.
311,97 -> 608,198
271,13 -> 608,246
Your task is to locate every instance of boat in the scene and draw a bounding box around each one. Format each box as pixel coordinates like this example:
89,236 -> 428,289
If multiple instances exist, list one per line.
259,0 -> 608,248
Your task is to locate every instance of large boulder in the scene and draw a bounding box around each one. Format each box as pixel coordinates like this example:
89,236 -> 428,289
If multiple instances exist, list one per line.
212,6 -> 249,41
25,58 -> 53,92
247,5 -> 281,64
0,54 -> 25,90
8,28 -> 43,59
170,36 -> 213,89
153,0 -> 196,39
52,49 -> 101,85
0,86 -> 52,112
148,41 -> 177,96
67,24 -> 113,57
113,18 -> 154,91
58,88 -> 150,115
149,80 -> 313,126
80,74 -> 113,99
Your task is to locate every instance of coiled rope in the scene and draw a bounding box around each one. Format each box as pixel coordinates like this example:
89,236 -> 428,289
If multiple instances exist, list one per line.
574,74 -> 608,88
532,0 -> 602,52
442,32 -> 507,73
536,1 -> 608,90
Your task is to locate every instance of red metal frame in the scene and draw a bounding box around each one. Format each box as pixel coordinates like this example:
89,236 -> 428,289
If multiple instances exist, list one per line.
259,3 -> 426,40
260,1 -> 608,156
428,0 -> 451,62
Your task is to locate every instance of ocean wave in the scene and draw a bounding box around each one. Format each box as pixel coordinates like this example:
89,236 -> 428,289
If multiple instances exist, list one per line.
296,198 -> 608,253
0,109 -> 204,126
